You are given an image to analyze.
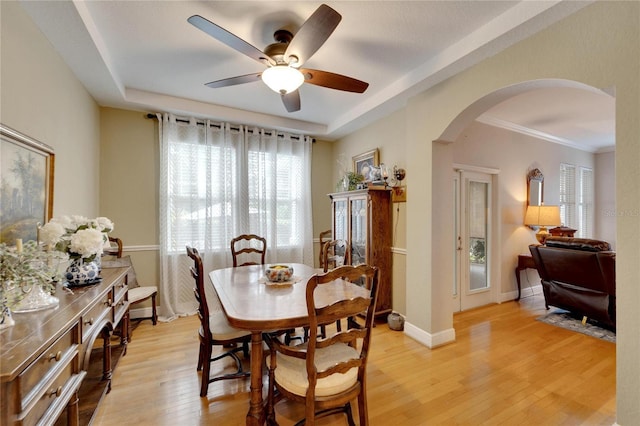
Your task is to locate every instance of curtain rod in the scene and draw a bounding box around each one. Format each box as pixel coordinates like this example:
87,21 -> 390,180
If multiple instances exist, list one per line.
145,113 -> 315,142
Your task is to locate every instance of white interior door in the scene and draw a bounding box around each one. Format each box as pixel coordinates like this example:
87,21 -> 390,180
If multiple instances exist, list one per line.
453,170 -> 494,312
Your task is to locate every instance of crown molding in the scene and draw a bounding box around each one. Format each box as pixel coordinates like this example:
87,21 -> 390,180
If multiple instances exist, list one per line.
477,115 -> 599,153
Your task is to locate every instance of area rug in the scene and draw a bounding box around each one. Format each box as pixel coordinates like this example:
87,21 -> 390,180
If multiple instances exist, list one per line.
536,309 -> 616,343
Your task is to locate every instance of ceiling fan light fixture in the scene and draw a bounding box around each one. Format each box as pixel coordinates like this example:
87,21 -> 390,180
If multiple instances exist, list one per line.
262,65 -> 304,95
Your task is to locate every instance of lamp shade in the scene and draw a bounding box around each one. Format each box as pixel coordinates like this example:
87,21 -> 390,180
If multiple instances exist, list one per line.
524,205 -> 561,226
261,65 -> 304,94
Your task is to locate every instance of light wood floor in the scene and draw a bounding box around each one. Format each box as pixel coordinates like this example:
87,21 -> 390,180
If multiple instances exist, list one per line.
93,293 -> 615,425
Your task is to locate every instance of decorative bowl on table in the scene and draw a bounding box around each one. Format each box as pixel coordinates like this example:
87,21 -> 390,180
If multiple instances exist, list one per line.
265,265 -> 294,283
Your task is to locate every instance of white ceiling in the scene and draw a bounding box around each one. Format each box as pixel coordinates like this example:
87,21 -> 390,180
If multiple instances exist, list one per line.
20,1 -> 614,151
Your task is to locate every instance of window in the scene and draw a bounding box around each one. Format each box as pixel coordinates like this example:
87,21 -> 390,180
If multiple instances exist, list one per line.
167,135 -> 237,251
578,166 -> 594,237
160,116 -> 312,257
157,115 -> 314,319
559,163 -> 593,237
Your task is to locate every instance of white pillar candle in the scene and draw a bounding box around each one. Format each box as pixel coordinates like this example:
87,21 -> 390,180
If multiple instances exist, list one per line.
16,239 -> 23,253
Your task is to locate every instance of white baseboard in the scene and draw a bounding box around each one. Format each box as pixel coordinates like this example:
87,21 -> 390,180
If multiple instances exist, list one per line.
404,320 -> 456,349
403,285 -> 543,349
501,283 -> 543,303
501,290 -> 519,302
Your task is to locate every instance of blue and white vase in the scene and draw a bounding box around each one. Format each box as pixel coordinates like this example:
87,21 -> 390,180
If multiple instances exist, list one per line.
0,291 -> 14,329
65,259 -> 100,286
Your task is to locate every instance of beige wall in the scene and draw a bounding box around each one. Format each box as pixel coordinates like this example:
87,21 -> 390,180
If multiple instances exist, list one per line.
334,2 -> 639,422
4,0 -> 640,423
311,139 -> 335,267
1,1 -> 101,216
405,1 -> 638,332
99,108 -> 159,292
423,2 -> 638,422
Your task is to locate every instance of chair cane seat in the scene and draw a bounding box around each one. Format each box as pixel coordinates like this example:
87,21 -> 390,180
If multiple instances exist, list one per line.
201,311 -> 251,341
128,286 -> 157,304
272,343 -> 359,397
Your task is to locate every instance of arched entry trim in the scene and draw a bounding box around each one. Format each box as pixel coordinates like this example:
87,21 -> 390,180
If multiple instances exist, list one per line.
436,79 -> 613,143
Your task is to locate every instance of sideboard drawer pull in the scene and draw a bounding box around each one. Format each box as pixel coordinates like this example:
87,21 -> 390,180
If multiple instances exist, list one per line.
49,386 -> 63,398
48,351 -> 62,362
104,298 -> 112,307
84,317 -> 94,326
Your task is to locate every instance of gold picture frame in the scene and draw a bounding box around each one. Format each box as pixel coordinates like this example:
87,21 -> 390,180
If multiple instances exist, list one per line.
352,148 -> 380,182
0,124 -> 55,244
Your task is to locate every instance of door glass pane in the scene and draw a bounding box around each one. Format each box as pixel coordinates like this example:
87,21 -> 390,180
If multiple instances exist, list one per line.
453,176 -> 459,297
468,181 -> 488,291
350,198 -> 367,265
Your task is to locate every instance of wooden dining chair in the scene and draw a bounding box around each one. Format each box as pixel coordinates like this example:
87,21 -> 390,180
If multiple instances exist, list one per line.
230,234 -> 302,344
103,237 -> 158,337
186,246 -> 251,397
315,239 -> 352,338
230,234 -> 267,267
318,229 -> 332,267
320,239 -> 350,272
265,264 -> 379,425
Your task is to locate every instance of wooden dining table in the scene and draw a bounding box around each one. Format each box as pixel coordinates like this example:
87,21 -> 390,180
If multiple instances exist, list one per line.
209,263 -> 370,425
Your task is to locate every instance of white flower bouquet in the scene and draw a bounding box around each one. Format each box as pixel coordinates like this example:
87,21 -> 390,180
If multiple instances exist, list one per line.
39,215 -> 114,262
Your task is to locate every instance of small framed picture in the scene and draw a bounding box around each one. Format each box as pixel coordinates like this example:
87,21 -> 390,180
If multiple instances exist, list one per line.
352,148 -> 379,182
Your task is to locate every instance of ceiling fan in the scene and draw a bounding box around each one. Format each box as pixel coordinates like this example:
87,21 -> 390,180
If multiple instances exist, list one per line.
187,4 -> 369,113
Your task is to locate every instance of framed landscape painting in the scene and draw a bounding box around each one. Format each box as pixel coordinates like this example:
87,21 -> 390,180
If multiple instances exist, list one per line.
0,124 -> 55,244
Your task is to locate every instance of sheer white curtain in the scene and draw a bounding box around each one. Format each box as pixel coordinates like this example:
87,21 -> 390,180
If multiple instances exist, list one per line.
158,113 -> 314,321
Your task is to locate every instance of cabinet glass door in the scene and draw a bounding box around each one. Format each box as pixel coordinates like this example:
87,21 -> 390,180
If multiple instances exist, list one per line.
350,197 -> 367,265
333,199 -> 348,242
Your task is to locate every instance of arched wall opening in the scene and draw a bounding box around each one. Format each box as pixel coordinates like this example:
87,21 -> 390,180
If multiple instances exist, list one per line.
387,4 -> 638,421
406,78 -> 616,348
437,78 -> 613,143
430,78 -> 615,327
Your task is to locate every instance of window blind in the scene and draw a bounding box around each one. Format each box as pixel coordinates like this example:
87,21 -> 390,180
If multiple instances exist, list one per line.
579,166 -> 594,238
560,163 -> 576,230
559,163 -> 593,238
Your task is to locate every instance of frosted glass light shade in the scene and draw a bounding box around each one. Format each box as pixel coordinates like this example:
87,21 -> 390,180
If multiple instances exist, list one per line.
261,66 -> 304,94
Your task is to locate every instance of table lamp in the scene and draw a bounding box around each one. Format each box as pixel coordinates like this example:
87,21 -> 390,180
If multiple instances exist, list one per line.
525,205 -> 561,244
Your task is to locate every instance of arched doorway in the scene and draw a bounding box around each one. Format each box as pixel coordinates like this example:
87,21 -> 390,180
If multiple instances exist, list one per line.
437,78 -> 615,312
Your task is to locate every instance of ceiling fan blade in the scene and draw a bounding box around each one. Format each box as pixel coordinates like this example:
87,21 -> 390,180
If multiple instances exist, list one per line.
284,4 -> 341,67
281,91 -> 301,112
188,15 -> 272,65
300,69 -> 369,93
205,73 -> 262,88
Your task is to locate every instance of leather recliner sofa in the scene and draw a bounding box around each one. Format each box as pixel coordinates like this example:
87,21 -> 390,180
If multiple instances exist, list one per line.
529,236 -> 616,328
